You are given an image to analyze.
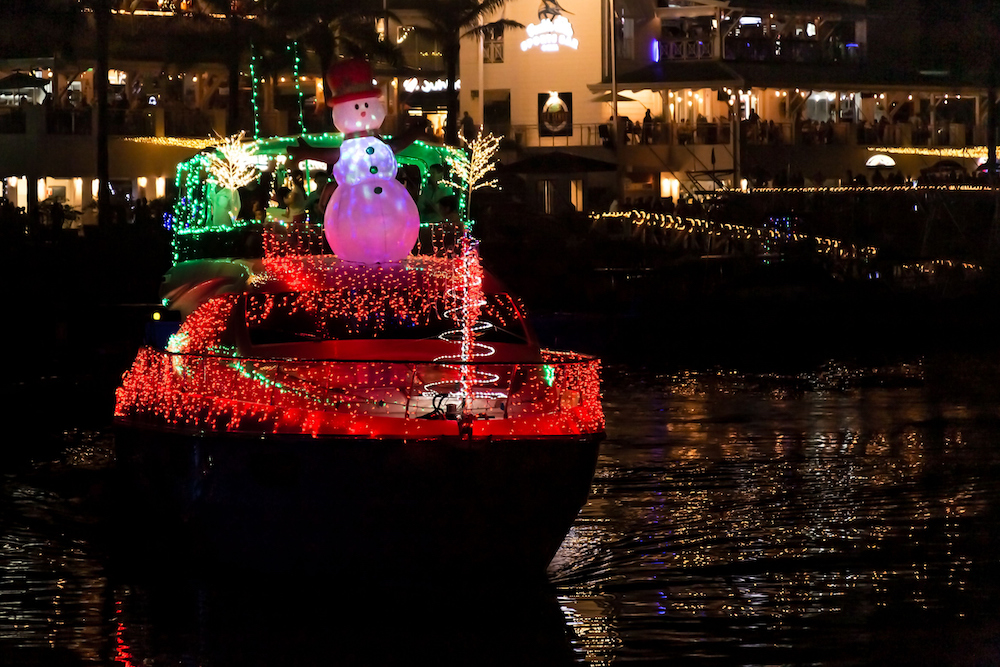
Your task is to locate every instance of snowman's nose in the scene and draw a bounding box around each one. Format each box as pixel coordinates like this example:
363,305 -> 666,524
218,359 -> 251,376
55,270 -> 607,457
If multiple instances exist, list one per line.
361,111 -> 366,118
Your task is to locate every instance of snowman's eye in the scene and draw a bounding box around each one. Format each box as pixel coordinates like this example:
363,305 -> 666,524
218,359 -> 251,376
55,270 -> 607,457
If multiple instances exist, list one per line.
364,103 -> 369,108
354,104 -> 359,110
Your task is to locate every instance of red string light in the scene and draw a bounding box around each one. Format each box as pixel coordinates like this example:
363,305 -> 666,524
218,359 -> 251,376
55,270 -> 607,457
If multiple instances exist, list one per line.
116,245 -> 604,439
115,347 -> 603,438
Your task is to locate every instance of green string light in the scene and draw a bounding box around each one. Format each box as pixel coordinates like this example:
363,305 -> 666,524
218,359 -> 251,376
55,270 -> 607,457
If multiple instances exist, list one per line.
250,43 -> 260,139
290,41 -> 306,134
167,135 -> 472,263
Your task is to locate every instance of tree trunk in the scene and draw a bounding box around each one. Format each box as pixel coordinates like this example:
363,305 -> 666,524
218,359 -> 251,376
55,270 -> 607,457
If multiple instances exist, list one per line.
95,0 -> 111,227
227,11 -> 240,135
444,39 -> 460,146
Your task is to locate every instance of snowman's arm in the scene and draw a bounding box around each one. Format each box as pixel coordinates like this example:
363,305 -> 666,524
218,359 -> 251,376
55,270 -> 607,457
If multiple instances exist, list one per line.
288,138 -> 341,168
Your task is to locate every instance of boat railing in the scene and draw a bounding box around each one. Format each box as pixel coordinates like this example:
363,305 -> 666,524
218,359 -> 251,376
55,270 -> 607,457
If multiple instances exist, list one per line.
115,347 -> 604,436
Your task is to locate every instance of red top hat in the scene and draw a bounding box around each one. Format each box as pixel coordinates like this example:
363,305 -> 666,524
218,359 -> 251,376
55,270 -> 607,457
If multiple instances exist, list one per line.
325,59 -> 378,107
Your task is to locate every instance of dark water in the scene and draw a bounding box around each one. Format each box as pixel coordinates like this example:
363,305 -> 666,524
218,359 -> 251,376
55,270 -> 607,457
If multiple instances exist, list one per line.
5,352 -> 1000,665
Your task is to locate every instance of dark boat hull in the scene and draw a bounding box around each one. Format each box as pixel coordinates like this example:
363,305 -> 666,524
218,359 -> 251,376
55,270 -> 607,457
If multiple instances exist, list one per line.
114,426 -> 602,580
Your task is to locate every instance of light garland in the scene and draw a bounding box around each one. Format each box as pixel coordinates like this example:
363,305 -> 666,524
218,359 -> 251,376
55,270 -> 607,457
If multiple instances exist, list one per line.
429,237 -> 504,403
751,184 -> 992,194
592,210 -> 879,260
115,345 -> 603,438
289,42 -> 306,134
122,136 -> 217,149
593,209 -> 988,276
250,43 -> 260,139
868,145 -> 988,159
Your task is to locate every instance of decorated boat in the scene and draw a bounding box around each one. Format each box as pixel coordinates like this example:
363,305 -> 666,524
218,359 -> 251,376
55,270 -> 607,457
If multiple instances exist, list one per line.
113,61 -> 604,578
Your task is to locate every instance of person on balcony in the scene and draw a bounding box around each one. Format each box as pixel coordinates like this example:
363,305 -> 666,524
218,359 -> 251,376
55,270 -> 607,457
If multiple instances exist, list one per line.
642,110 -> 654,144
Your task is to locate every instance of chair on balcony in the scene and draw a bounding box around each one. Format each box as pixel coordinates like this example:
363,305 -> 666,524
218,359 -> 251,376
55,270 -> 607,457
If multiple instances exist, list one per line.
599,123 -> 612,148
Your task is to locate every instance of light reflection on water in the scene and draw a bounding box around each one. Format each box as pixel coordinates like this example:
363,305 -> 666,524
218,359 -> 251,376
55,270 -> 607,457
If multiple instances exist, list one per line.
4,355 -> 1000,665
550,356 -> 1000,665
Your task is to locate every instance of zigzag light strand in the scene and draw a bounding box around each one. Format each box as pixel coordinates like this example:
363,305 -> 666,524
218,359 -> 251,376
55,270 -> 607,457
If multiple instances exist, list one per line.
426,238 -> 505,404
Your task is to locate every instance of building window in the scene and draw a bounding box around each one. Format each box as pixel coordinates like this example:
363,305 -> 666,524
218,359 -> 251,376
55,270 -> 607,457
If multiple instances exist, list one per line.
617,17 -> 635,59
539,180 -> 555,214
570,179 -> 583,212
397,26 -> 443,71
484,25 -> 504,64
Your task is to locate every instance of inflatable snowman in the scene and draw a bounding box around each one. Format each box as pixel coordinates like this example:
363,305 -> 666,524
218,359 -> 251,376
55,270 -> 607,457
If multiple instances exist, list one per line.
323,60 -> 420,264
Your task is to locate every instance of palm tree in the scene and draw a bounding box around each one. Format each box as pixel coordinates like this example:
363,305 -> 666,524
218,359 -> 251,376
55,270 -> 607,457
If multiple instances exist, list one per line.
413,0 -> 522,146
92,0 -> 112,226
266,1 -> 403,128
191,0 -> 402,133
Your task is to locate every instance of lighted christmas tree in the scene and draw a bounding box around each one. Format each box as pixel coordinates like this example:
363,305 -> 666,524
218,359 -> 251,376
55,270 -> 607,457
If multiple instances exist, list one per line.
435,130 -> 506,409
206,132 -> 259,192
205,132 -> 258,228
443,127 -> 502,231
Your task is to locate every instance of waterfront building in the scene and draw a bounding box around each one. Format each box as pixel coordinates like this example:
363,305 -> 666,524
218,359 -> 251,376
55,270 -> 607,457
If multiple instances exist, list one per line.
459,0 -> 995,206
0,0 -> 993,224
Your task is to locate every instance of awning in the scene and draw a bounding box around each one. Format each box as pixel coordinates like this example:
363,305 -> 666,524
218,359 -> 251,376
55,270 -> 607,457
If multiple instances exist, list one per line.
0,72 -> 49,91
502,151 -> 617,174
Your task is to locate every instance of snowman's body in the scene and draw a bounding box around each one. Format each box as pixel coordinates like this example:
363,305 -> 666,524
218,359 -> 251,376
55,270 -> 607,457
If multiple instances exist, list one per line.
323,96 -> 420,264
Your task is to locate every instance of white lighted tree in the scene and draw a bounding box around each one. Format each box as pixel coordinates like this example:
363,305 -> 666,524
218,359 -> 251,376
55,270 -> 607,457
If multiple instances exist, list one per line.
443,127 -> 502,227
438,130 -> 504,410
207,131 -> 259,191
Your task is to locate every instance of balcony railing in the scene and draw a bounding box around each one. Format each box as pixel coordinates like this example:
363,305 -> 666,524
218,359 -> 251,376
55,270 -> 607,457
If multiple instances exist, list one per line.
656,34 -> 865,64
505,117 -> 986,150
660,37 -> 714,61
109,108 -> 157,136
46,108 -> 92,135
724,36 -> 865,64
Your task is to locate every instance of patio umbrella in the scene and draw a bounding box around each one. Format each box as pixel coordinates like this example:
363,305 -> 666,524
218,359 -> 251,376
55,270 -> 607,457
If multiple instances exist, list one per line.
0,72 -> 49,91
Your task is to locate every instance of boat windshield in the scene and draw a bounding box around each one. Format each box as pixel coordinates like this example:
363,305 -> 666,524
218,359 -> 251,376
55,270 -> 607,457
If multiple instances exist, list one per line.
245,291 -> 530,346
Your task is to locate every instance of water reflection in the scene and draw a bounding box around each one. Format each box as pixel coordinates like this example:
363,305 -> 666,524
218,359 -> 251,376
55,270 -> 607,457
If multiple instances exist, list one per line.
0,439 -> 579,666
6,355 -> 1000,664
550,356 -> 1000,664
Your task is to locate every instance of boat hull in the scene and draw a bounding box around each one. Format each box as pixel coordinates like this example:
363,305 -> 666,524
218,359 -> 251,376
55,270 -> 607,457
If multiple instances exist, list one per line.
114,426 -> 602,580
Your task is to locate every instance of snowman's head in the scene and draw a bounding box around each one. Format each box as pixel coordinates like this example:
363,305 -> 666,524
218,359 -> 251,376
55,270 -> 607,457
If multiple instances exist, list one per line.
332,95 -> 386,134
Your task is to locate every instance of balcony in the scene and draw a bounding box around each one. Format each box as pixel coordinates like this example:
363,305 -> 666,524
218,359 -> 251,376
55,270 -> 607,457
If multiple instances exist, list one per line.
724,36 -> 864,65
655,34 -> 865,65
660,37 -> 714,61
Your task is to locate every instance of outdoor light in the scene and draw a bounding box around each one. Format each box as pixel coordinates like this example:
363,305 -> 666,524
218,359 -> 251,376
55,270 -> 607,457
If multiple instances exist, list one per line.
866,154 -> 896,168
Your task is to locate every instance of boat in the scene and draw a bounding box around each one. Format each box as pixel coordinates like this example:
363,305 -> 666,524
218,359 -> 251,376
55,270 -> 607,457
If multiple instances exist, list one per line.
113,61 -> 604,579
